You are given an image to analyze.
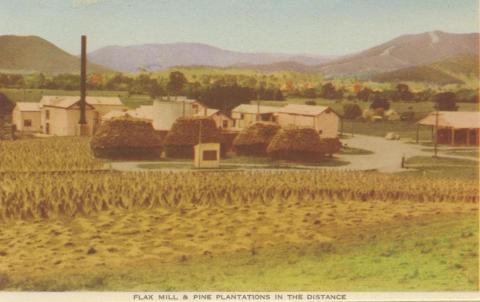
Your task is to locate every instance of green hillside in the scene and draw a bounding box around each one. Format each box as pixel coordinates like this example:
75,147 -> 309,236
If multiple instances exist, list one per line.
372,55 -> 479,86
0,35 -> 110,74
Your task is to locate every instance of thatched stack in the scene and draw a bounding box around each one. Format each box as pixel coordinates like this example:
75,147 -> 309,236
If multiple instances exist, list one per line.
267,127 -> 325,162
91,116 -> 163,159
319,137 -> 342,157
233,122 -> 281,156
163,117 -> 222,158
0,93 -> 14,140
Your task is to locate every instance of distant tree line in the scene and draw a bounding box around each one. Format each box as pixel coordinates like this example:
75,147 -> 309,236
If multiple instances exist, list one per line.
0,72 -> 477,113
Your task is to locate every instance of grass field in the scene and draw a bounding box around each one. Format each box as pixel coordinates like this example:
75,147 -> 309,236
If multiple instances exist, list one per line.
1,202 -> 477,291
0,136 -> 478,291
400,156 -> 479,180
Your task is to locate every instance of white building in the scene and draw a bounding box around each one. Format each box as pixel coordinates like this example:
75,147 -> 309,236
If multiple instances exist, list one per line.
13,96 -> 126,136
12,102 -> 41,132
231,104 -> 280,130
194,108 -> 234,130
104,96 -> 209,131
276,104 -> 340,138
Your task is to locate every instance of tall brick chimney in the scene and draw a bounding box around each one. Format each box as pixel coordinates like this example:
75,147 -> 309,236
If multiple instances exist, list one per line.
78,35 -> 89,136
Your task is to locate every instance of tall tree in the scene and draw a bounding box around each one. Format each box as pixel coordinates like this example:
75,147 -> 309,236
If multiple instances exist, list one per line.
432,92 -> 458,111
167,71 -> 187,95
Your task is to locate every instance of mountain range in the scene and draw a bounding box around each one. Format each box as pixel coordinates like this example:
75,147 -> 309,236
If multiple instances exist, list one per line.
316,31 -> 479,77
0,31 -> 478,84
87,43 -> 333,72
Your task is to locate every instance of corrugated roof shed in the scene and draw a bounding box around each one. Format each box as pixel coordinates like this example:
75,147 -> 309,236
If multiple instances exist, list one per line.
277,104 -> 332,116
418,111 -> 480,129
232,104 -> 280,114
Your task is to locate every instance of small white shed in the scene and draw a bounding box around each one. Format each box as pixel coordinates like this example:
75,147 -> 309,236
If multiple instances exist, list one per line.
194,143 -> 220,168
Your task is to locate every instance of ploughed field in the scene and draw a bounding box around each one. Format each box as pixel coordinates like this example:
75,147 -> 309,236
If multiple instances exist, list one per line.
0,138 -> 478,290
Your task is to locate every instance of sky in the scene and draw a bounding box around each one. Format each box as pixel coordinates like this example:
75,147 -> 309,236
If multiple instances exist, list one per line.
0,0 -> 478,55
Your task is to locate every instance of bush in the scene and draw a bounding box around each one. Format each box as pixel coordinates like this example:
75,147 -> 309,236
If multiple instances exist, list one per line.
233,122 -> 281,156
267,127 -> 337,162
91,116 -> 163,160
432,92 -> 458,111
343,103 -> 362,119
370,96 -> 390,110
163,117 -> 222,158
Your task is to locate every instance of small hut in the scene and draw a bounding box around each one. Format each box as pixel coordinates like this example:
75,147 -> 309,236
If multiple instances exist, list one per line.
194,143 -> 221,168
267,127 -> 326,162
90,116 -> 163,159
163,117 -> 222,158
233,122 -> 281,156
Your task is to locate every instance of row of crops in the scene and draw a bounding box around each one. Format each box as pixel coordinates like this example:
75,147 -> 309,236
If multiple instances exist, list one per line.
0,137 -> 103,172
0,170 -> 477,221
0,138 -> 477,222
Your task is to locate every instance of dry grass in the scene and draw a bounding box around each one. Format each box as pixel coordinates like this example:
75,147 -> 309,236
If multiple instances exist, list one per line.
0,137 -> 103,172
0,193 -> 477,290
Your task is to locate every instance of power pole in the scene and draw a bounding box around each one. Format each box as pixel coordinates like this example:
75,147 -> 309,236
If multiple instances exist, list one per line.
433,110 -> 439,158
256,91 -> 260,122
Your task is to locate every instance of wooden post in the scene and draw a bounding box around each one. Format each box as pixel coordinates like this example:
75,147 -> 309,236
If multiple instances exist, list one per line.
451,128 -> 455,146
433,111 -> 439,157
340,118 -> 344,136
466,129 -> 470,146
416,124 -> 419,144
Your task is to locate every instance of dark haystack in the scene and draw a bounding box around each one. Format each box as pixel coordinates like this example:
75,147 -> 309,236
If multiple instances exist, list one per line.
233,122 -> 281,156
91,116 -> 163,160
0,93 -> 14,116
163,117 -> 222,158
267,127 -> 337,162
320,137 -> 342,157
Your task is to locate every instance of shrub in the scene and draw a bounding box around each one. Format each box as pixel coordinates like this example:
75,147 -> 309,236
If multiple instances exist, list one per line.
267,127 -> 325,162
370,96 -> 390,110
233,122 -> 281,156
91,116 -> 163,160
432,92 -> 458,111
343,103 -> 362,119
163,117 -> 222,158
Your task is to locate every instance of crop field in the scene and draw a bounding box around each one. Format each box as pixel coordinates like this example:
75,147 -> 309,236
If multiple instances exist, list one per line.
0,138 -> 478,290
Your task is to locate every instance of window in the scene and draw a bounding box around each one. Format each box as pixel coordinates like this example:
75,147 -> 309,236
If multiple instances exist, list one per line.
222,120 -> 228,128
45,110 -> 50,120
23,119 -> 32,127
240,113 -> 244,119
203,150 -> 217,161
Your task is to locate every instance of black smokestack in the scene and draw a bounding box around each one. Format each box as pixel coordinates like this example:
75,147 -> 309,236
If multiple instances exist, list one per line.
79,35 -> 87,125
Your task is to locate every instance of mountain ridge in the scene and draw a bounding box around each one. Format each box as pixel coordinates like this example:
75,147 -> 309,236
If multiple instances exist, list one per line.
87,42 -> 334,72
0,35 -> 109,74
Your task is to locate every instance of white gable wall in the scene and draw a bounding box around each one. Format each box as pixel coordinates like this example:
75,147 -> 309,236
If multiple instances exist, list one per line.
12,108 -> 41,132
315,111 -> 339,138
